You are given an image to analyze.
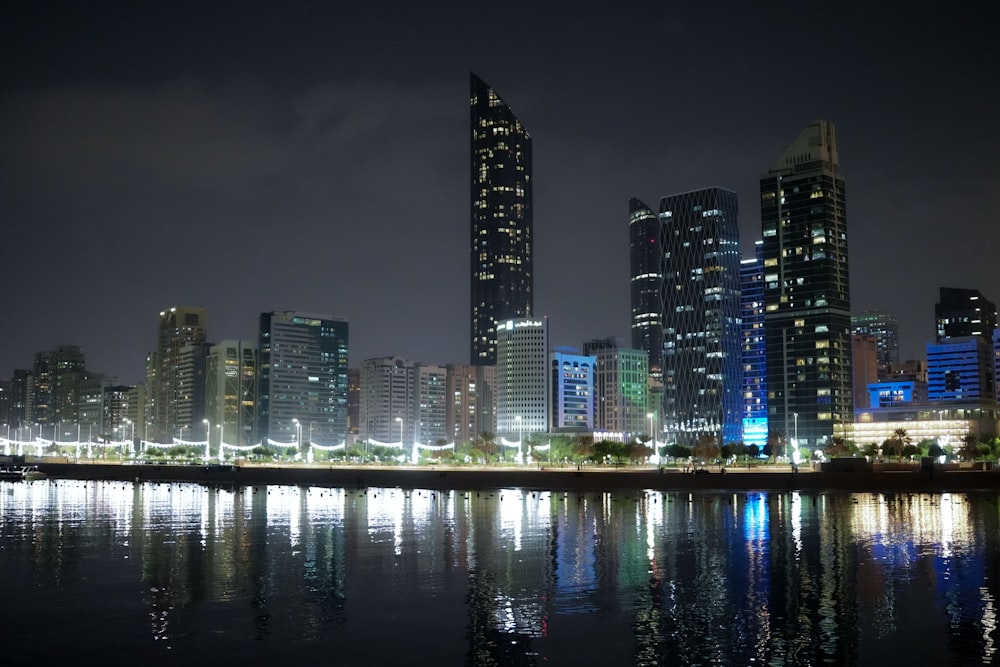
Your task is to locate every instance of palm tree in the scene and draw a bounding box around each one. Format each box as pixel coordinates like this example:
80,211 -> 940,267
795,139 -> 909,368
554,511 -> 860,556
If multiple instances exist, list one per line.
477,431 -> 496,463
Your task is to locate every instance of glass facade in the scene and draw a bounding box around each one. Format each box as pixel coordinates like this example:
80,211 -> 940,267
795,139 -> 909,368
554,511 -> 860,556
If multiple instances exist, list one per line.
659,187 -> 743,446
470,73 -> 533,366
740,241 -> 768,447
761,121 -> 852,448
935,287 -> 998,343
629,196 -> 663,382
851,310 -> 899,378
549,351 -> 595,431
258,312 -> 349,448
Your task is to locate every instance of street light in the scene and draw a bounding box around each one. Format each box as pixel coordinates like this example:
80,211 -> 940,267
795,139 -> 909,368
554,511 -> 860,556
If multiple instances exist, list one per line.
395,417 -> 402,445
647,412 -> 655,448
217,423 -> 224,460
293,418 -> 302,454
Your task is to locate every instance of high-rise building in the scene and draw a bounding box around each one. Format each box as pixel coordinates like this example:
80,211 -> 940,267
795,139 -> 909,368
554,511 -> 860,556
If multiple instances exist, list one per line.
629,196 -> 664,382
445,364 -> 482,445
258,312 -> 349,449
761,121 -> 852,448
347,368 -> 360,437
102,385 -> 132,443
851,335 -> 878,410
176,343 -> 209,437
926,336 -> 995,403
470,72 -> 533,366
29,345 -> 87,426
359,357 -> 415,445
583,337 -> 650,437
415,364 -> 448,445
851,310 -> 899,377
935,287 -> 998,343
740,241 -> 768,448
496,318 -> 548,438
659,187 -> 743,446
206,340 -> 257,451
549,350 -> 595,432
151,306 -> 207,442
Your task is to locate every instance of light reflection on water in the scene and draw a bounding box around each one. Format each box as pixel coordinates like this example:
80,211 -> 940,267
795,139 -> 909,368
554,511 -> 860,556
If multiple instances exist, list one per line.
0,480 -> 998,665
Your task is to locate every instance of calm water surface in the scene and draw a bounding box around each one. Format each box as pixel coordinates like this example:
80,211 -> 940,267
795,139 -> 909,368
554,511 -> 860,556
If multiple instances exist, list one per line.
1,480 -> 998,666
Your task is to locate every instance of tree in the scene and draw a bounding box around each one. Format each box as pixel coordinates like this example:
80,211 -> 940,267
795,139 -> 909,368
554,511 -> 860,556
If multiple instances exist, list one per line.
825,436 -> 853,458
959,434 -> 981,461
572,435 -> 595,461
693,434 -> 720,463
476,431 -> 496,463
927,442 -> 945,459
665,443 -> 692,460
766,430 -> 785,462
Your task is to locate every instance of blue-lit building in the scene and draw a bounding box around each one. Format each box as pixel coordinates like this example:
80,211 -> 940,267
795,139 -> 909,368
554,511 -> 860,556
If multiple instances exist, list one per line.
740,240 -> 767,447
258,311 -> 349,448
549,350 -> 595,432
926,336 -> 995,403
864,380 -> 925,408
659,187 -> 743,446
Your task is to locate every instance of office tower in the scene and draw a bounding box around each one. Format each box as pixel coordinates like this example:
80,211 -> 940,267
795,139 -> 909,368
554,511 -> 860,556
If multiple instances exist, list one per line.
126,383 -> 148,442
470,72 -> 533,366
629,196 -> 664,382
359,357 -> 415,445
258,312 -> 349,448
851,335 -> 878,409
102,385 -> 132,442
0,379 -> 8,427
8,370 -> 28,428
347,368 -> 360,436
761,121 -> 852,447
29,345 -> 87,426
926,337 -> 995,402
445,364 -> 482,445
583,337 -> 650,436
151,306 -> 207,442
995,329 -> 1000,403
76,374 -> 109,436
206,341 -> 257,451
935,287 -> 998,343
659,187 -> 743,445
176,343 -> 209,438
414,364 -> 448,445
740,241 -> 768,447
549,350 -> 595,431
851,310 -> 899,378
496,318 -> 548,438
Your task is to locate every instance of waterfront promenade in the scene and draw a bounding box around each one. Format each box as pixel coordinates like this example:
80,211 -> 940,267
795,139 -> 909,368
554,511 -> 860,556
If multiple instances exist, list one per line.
24,460 -> 1000,493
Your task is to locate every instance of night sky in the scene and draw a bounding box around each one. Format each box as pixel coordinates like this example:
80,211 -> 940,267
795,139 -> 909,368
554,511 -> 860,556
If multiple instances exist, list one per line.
3,1 -> 998,384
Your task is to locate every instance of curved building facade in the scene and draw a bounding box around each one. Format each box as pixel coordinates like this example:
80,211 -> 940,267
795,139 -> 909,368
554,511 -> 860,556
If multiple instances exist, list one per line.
629,196 -> 663,381
470,73 -> 533,366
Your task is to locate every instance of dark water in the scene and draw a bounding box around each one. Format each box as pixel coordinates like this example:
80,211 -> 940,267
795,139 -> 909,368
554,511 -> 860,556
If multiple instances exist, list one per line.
1,480 -> 998,666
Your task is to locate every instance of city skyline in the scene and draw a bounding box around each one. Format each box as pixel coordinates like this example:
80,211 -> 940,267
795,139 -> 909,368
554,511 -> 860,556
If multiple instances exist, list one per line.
3,2 -> 998,384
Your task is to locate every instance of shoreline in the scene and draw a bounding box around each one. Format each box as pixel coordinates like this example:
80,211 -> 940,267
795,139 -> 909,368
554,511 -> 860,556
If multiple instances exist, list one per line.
27,461 -> 1000,493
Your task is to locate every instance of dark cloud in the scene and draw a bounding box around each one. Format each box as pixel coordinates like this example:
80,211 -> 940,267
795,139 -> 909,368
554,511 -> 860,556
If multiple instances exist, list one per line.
1,1 -> 998,382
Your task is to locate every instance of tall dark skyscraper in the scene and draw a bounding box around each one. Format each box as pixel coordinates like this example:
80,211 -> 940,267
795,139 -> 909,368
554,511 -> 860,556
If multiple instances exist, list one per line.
761,121 -> 851,448
629,196 -> 663,382
851,310 -> 899,378
470,73 -> 533,366
659,188 -> 743,445
935,287 -> 998,343
740,240 -> 768,447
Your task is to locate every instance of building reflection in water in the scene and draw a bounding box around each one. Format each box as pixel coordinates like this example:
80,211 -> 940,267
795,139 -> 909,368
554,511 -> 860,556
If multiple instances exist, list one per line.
1,481 -> 998,664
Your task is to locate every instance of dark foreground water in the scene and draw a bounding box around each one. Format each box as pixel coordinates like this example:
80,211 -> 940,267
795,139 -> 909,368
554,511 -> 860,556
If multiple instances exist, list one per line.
1,480 -> 998,666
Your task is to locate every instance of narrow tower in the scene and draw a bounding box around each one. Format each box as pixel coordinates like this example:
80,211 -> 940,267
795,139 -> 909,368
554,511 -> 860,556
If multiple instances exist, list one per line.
760,121 -> 851,448
470,73 -> 533,366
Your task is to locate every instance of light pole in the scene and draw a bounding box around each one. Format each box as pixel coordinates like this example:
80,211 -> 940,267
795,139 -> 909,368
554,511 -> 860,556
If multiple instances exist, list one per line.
647,412 -> 655,449
515,415 -> 522,464
293,418 -> 302,456
395,417 -> 402,445
124,418 -> 132,459
217,423 -> 224,460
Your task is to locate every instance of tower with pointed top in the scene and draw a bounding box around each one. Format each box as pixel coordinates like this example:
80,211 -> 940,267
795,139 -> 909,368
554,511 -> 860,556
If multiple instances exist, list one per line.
470,73 -> 533,367
629,196 -> 663,383
760,121 -> 852,448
